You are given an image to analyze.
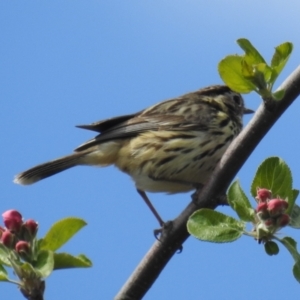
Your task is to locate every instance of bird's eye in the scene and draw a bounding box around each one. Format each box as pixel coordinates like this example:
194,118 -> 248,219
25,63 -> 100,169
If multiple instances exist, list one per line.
233,95 -> 242,106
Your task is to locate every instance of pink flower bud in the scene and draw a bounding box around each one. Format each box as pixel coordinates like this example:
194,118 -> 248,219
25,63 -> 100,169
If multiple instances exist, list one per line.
0,230 -> 15,248
256,202 -> 270,220
15,241 -> 30,255
256,188 -> 272,203
267,199 -> 288,217
0,226 -> 4,238
256,202 -> 268,212
2,210 -> 23,232
276,214 -> 290,227
23,219 -> 38,237
264,218 -> 276,229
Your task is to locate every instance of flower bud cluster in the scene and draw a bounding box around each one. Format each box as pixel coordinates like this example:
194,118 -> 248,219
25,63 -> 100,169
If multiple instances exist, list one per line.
0,209 -> 38,261
255,188 -> 290,237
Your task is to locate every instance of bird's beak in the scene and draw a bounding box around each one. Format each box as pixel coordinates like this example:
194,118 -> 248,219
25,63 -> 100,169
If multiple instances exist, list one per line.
243,107 -> 255,114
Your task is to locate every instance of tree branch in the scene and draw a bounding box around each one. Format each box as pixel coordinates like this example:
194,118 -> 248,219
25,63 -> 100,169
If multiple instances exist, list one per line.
114,65 -> 300,300
20,281 -> 45,300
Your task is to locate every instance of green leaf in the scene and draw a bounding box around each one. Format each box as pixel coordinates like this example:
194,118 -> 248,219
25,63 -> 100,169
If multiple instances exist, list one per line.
40,217 -> 87,251
227,180 -> 255,222
0,244 -> 11,267
33,250 -> 54,278
240,61 -> 270,93
240,59 -> 254,78
290,204 -> 300,228
270,42 -> 293,84
272,89 -> 285,101
276,236 -> 300,262
293,260 -> 300,283
250,157 -> 293,204
264,241 -> 279,256
288,189 -> 299,215
276,236 -> 300,284
218,55 -> 256,93
255,63 -> 272,85
0,264 -> 8,281
20,262 -> 37,279
187,209 -> 245,243
237,38 -> 266,65
53,253 -> 92,270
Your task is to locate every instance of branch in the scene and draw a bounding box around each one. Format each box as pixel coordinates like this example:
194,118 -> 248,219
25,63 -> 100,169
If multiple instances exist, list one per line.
114,65 -> 300,300
20,281 -> 45,300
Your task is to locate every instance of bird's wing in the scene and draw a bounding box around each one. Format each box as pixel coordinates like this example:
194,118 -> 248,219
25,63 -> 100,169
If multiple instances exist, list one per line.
76,113 -> 138,133
75,95 -> 214,152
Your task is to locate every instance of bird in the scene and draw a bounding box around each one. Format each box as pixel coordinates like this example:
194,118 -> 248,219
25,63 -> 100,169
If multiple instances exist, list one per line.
14,85 -> 253,226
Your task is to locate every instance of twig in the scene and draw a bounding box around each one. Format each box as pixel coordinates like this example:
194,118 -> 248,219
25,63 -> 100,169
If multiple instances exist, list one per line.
20,281 -> 45,300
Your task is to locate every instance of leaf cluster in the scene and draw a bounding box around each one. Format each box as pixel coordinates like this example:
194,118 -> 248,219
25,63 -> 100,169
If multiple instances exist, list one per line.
187,157 -> 300,283
0,218 -> 91,288
218,38 -> 293,100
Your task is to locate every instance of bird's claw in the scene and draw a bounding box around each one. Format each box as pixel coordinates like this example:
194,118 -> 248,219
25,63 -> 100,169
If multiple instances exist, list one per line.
153,221 -> 173,240
153,221 -> 183,253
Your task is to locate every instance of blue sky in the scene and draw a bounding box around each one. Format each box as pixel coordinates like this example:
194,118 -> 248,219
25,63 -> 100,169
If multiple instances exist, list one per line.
1,1 -> 300,299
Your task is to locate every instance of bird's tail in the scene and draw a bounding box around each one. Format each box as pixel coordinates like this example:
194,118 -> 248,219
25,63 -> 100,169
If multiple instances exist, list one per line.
14,151 -> 92,185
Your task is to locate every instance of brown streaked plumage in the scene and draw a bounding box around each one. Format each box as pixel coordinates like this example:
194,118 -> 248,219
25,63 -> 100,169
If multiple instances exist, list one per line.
14,85 -> 253,225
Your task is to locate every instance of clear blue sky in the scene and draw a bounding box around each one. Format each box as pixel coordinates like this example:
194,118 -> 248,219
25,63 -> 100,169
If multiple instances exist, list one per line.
1,1 -> 300,299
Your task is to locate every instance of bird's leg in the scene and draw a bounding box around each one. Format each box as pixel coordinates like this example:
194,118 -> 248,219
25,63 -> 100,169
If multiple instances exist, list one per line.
136,189 -> 181,251
136,189 -> 165,227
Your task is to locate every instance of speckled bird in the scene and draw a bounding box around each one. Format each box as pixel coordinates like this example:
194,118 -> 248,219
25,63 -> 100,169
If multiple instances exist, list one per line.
14,85 -> 253,225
